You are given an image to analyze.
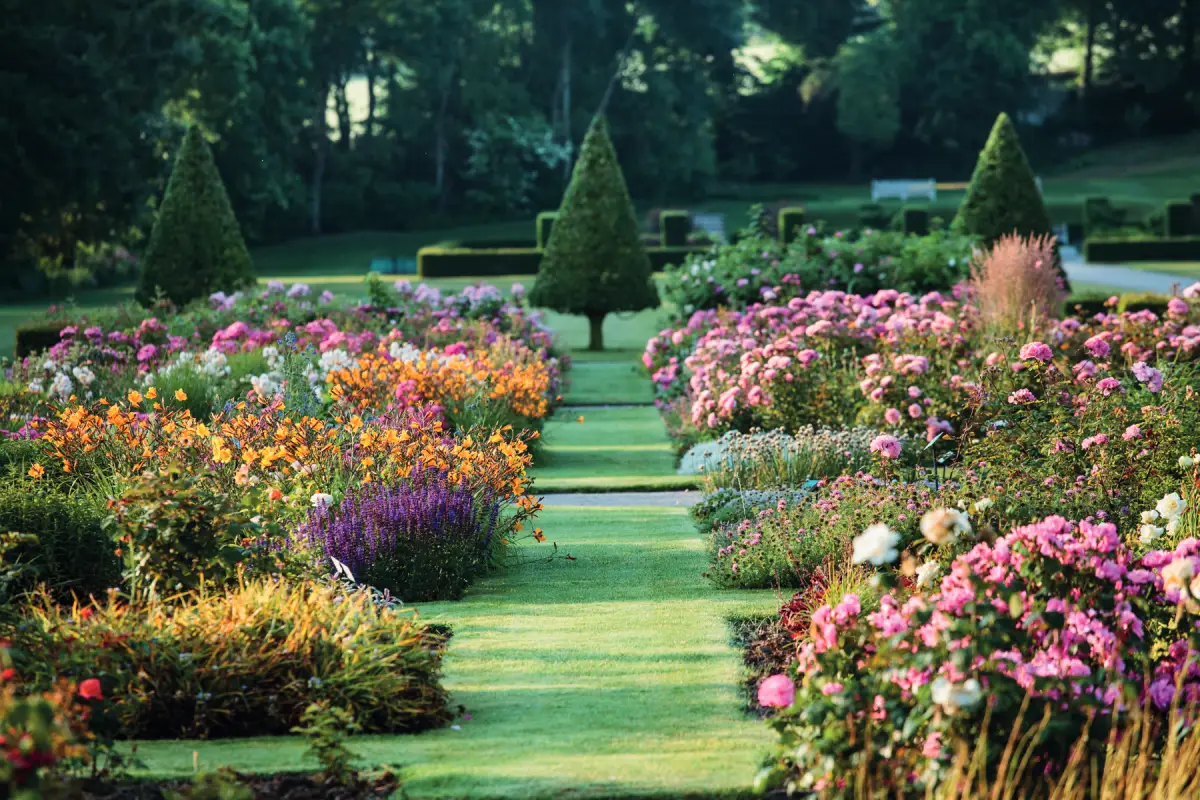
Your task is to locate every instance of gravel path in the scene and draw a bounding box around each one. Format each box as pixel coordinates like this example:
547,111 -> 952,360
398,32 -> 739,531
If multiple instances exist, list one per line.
1065,261 -> 1193,294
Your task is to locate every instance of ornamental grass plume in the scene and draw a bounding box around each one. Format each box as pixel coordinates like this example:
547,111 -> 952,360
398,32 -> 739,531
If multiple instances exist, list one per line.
969,232 -> 1064,332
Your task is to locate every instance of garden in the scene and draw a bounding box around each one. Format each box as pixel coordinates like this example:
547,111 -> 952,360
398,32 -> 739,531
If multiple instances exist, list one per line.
5,100 -> 1200,800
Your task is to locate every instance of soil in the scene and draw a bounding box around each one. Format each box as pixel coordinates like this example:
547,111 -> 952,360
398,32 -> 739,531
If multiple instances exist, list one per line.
68,771 -> 400,799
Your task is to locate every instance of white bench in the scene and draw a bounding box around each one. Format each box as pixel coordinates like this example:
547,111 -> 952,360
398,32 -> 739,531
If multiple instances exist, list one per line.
871,177 -> 1044,202
871,179 -> 937,202
690,212 -> 727,243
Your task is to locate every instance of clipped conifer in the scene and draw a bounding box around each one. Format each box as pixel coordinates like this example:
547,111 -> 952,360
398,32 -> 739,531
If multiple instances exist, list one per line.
954,112 -> 1068,288
137,127 -> 255,307
529,117 -> 659,351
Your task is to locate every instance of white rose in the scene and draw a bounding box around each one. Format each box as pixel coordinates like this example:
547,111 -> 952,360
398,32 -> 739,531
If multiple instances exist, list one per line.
915,560 -> 942,589
920,508 -> 972,546
1141,509 -> 1161,524
852,523 -> 900,566
1162,558 -> 1196,594
1157,493 -> 1187,522
930,677 -> 982,713
973,498 -> 994,513
310,492 -> 334,508
1180,455 -> 1195,469
1140,524 -> 1165,545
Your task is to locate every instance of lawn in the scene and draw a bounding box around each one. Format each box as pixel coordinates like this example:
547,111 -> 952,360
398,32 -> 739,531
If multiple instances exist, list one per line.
1124,262 -> 1200,278
564,360 -> 654,405
532,404 -> 696,493
126,504 -> 779,799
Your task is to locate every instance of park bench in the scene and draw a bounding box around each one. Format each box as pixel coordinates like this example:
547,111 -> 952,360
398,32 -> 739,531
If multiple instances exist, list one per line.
872,177 -> 1044,202
871,179 -> 937,202
690,212 -> 727,243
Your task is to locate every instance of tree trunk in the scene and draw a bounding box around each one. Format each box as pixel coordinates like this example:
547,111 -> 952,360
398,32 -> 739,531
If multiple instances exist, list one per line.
561,31 -> 573,184
434,65 -> 456,212
365,50 -> 377,138
1082,0 -> 1096,100
310,84 -> 328,236
587,312 -> 605,351
334,76 -> 352,150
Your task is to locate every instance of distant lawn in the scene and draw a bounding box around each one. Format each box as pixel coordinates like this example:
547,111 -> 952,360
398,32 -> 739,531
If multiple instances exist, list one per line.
565,361 -> 653,405
1124,262 -> 1200,278
532,405 -> 693,493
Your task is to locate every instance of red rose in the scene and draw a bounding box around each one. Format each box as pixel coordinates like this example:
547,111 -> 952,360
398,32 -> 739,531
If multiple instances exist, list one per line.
79,607 -> 95,620
78,678 -> 103,700
0,668 -> 15,681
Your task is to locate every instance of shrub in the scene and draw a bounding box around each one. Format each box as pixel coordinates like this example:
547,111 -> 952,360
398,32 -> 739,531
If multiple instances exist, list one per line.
136,127 -> 255,308
954,112 -> 1066,288
528,116 -> 659,351
1117,291 -> 1172,315
755,515 -> 1200,796
296,475 -> 500,602
104,466 -> 281,603
1082,196 -> 1126,236
690,487 -> 812,533
857,204 -> 890,231
0,480 -> 119,604
969,232 -> 1063,331
11,578 -> 453,739
416,246 -> 543,278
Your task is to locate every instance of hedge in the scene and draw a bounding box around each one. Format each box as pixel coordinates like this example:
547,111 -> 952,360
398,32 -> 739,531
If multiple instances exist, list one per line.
858,204 -> 890,231
417,247 -> 543,278
1118,292 -> 1172,315
778,208 -> 807,245
1083,237 -> 1200,262
417,244 -> 710,278
660,210 -> 690,247
536,212 -> 557,249
1166,202 -> 1193,237
901,207 -> 929,236
15,322 -> 66,359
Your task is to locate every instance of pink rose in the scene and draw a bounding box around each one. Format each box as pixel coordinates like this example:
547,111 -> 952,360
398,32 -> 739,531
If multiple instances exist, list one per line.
758,674 -> 795,708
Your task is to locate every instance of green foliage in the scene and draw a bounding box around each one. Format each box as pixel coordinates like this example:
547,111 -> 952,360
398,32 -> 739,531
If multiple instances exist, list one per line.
857,204 -> 889,230
291,702 -> 361,786
165,769 -> 253,800
0,480 -> 119,604
954,114 -> 1057,262
103,466 -> 278,603
833,31 -> 901,152
1117,292 -> 1172,315
137,127 -> 255,308
11,577 -> 453,739
528,117 -> 660,348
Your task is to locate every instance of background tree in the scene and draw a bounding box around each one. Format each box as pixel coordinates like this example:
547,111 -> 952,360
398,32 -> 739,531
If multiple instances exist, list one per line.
953,112 -> 1068,287
137,127 -> 256,307
529,117 -> 659,351
832,31 -> 901,179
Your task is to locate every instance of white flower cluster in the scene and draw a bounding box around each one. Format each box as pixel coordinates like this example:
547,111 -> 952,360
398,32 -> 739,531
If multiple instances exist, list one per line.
1139,492 -> 1188,545
28,359 -> 97,402
147,349 -> 231,386
317,348 -> 356,378
250,372 -> 285,400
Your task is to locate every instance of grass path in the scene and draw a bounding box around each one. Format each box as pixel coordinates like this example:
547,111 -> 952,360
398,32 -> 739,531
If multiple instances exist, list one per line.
128,507 -> 779,798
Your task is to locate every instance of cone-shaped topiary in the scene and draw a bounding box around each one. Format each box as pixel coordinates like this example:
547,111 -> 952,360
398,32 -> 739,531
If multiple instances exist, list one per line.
954,112 -> 1068,289
529,117 -> 659,350
137,127 -> 255,307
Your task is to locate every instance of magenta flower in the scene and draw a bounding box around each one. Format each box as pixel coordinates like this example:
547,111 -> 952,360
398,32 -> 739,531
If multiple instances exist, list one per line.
1008,388 -> 1036,405
136,344 -> 158,363
1132,361 -> 1163,393
1084,335 -> 1111,359
1096,377 -> 1123,396
1124,424 -> 1142,440
1019,341 -> 1053,363
870,434 -> 902,459
884,408 -> 902,425
1168,297 -> 1189,316
758,674 -> 795,708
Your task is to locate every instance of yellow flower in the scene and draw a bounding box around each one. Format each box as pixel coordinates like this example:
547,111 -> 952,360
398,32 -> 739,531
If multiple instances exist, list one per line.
127,390 -> 143,406
145,387 -> 158,400
576,415 -> 585,424
28,463 -> 45,480
175,389 -> 188,401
